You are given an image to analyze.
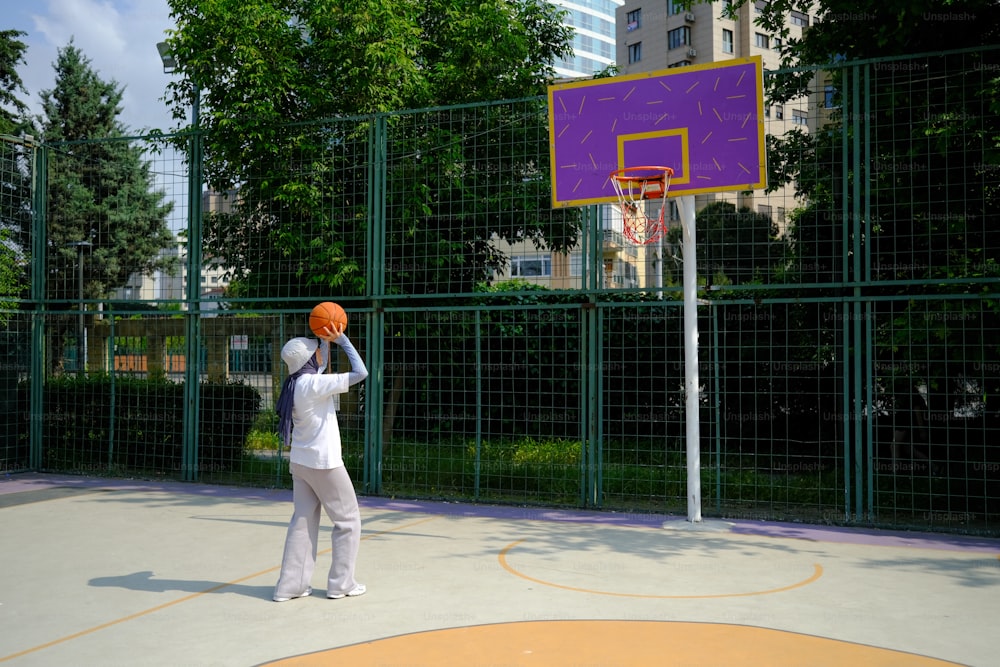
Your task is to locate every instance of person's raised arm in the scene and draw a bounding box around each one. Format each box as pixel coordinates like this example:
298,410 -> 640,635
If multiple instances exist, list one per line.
333,334 -> 368,386
317,323 -> 368,386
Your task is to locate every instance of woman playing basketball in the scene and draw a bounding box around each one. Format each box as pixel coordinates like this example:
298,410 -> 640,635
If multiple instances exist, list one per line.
273,321 -> 368,601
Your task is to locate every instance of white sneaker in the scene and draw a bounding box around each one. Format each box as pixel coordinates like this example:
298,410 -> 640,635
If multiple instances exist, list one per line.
328,583 -> 366,599
273,587 -> 312,602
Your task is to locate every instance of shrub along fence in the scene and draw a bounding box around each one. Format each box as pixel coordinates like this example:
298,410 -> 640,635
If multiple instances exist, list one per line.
2,48 -> 999,535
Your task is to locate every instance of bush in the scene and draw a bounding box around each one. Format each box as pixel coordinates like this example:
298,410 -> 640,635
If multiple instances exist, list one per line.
18,375 -> 261,475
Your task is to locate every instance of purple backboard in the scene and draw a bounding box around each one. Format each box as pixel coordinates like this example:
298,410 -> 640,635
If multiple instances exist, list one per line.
547,57 -> 766,208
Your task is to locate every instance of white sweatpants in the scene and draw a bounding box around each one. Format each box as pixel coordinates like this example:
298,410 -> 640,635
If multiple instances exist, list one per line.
274,463 -> 361,598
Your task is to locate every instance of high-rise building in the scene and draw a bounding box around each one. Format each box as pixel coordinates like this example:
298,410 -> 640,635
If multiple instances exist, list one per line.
551,0 -> 623,79
493,1 -> 642,289
615,0 -> 816,229
616,1 -> 811,75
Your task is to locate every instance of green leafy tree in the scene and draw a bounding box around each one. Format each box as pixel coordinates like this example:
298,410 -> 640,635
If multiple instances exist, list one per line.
0,30 -> 33,315
663,201 -> 785,287
720,0 -> 1000,470
0,30 -> 31,136
161,0 -> 579,305
162,0 -> 580,442
39,44 -> 176,373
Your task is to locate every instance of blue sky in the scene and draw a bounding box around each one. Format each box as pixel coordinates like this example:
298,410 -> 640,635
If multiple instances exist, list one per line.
7,0 -> 177,134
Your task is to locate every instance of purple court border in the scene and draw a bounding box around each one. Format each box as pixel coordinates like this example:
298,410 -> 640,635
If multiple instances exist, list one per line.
3,472 -> 998,554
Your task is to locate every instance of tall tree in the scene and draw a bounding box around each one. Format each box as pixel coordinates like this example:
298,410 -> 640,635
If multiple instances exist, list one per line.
0,30 -> 31,136
162,0 -> 580,444
0,30 -> 32,315
161,0 -> 579,305
664,201 -> 785,287
723,0 -> 1000,460
39,44 -> 176,372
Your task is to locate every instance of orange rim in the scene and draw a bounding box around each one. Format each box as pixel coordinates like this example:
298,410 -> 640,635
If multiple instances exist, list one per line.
610,166 -> 674,183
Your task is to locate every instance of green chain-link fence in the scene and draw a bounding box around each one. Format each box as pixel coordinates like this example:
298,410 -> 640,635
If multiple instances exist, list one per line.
2,47 -> 998,534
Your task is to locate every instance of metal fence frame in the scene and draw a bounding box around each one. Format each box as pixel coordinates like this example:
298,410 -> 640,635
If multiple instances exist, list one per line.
2,47 -> 998,535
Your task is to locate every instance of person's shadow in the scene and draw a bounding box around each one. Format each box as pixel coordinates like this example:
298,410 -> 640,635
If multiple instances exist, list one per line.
89,570 -> 273,600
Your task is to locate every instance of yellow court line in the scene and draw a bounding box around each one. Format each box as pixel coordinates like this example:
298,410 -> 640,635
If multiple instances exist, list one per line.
0,515 -> 441,663
498,539 -> 823,599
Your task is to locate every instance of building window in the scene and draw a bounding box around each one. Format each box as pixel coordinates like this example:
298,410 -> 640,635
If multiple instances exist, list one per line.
791,10 -> 809,26
755,0 -> 768,13
570,253 -> 583,277
773,37 -> 782,51
721,0 -> 734,17
774,104 -> 783,119
824,84 -> 838,108
755,33 -> 769,49
668,60 -> 692,68
626,8 -> 641,32
777,207 -> 786,224
668,26 -> 691,50
722,29 -> 734,54
668,0 -> 684,15
604,259 -> 638,288
792,110 -> 808,125
511,256 -> 552,278
628,42 -> 642,64
758,204 -> 773,219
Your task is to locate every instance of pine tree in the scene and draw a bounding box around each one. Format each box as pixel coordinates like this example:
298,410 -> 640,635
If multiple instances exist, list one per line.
0,29 -> 31,135
39,43 -> 177,372
0,30 -> 32,315
40,43 -> 176,301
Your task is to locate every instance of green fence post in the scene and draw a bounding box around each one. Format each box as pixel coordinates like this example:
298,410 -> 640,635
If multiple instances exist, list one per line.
28,140 -> 47,471
474,310 -> 483,499
711,303 -> 723,513
861,62 -> 874,522
182,93 -> 203,483
364,114 -> 387,494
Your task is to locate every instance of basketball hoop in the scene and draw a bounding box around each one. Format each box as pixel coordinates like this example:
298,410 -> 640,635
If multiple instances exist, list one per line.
609,166 -> 674,245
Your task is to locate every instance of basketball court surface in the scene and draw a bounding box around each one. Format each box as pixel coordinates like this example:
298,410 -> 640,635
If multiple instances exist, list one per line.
1,473 -> 997,666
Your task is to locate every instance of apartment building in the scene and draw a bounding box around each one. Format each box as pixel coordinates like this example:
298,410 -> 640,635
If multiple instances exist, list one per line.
110,189 -> 233,310
551,0 -> 623,79
616,0 -> 817,234
493,1 -> 651,290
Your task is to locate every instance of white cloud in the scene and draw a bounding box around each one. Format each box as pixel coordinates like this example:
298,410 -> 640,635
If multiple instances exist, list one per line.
16,0 -> 176,133
32,0 -> 129,56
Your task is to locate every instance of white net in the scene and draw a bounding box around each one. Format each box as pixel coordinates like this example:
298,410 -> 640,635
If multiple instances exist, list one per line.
610,167 -> 672,245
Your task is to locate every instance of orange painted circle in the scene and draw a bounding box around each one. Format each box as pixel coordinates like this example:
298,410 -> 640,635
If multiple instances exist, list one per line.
499,538 -> 824,599
263,620 -> 964,667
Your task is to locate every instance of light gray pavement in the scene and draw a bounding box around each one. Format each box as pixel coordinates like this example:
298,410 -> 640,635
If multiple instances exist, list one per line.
0,473 -> 998,667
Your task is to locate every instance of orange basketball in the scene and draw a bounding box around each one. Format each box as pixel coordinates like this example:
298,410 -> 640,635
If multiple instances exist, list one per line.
309,302 -> 348,337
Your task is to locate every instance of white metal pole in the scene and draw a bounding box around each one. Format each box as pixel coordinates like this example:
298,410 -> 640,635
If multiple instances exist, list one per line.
678,194 -> 701,522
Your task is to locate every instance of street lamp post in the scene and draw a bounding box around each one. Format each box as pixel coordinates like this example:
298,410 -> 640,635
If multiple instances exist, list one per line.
65,241 -> 92,375
157,41 -> 203,482
157,42 -> 200,128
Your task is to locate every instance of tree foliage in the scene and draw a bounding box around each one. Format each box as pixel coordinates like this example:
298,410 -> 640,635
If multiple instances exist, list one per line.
161,0 -> 580,306
38,44 -> 176,307
0,30 -> 31,136
720,0 -> 1000,447
664,201 -> 786,287
0,31 -> 33,315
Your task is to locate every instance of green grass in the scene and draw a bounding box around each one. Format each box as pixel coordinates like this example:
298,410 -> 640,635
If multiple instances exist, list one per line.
149,421 -> 989,529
